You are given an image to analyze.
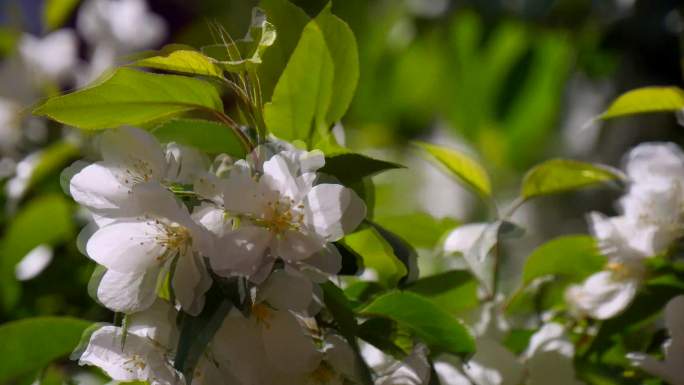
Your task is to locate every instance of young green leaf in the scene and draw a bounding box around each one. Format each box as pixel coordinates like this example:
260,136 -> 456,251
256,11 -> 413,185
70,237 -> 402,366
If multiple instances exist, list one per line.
315,4 -> 360,123
152,118 -> 246,157
600,86 -> 684,120
319,152 -> 403,185
415,141 -> 492,199
374,213 -> 458,249
0,317 -> 91,383
33,68 -> 223,130
43,0 -> 80,30
258,0 -> 311,100
263,20 -> 334,142
204,8 -> 277,73
360,291 -> 475,356
134,49 -> 224,78
521,159 -> 622,200
406,270 -> 479,315
342,227 -> 408,288
1,194 -> 74,310
521,235 -> 605,286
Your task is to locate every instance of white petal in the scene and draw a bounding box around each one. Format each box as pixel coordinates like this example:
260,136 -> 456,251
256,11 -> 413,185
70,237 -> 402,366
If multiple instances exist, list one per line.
306,184 -> 366,241
377,344 -> 431,385
275,230 -> 325,261
172,252 -> 212,316
443,223 -> 488,255
565,271 -> 638,320
70,162 -> 131,211
464,338 -> 524,385
523,323 -> 569,359
96,268 -> 158,313
15,244 -> 53,281
211,225 -> 272,276
128,299 -> 178,350
625,142 -> 684,183
164,143 -> 209,184
262,153 -> 302,200
191,202 -> 228,237
258,269 -> 313,312
79,326 -> 181,385
99,127 -> 166,181
87,220 -> 168,272
434,359 -> 472,385
261,310 -> 320,374
296,243 -> 343,281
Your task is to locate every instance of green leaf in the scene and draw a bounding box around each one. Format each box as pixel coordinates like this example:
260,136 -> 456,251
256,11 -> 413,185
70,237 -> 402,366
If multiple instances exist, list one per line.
203,8 -> 277,73
415,141 -> 492,198
357,318 -> 413,358
33,68 -> 223,130
360,291 -> 475,356
263,20 -> 334,142
342,227 -> 408,288
375,213 -> 458,249
1,195 -> 74,309
43,0 -> 80,30
406,270 -> 479,315
600,86 -> 684,120
134,49 -> 224,78
314,4 -> 360,123
321,281 -> 358,341
521,235 -> 605,286
0,317 -> 91,383
175,279 -> 245,384
521,159 -> 622,200
258,0 -> 311,100
319,152 -> 403,185
151,118 -> 246,157
368,221 -> 419,283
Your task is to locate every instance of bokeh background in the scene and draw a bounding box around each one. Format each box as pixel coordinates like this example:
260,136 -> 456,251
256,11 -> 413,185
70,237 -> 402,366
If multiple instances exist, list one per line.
0,0 -> 682,383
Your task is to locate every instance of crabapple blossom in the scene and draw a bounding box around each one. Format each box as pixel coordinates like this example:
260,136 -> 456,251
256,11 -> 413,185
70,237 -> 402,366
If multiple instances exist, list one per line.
628,295 -> 684,385
196,145 -> 365,281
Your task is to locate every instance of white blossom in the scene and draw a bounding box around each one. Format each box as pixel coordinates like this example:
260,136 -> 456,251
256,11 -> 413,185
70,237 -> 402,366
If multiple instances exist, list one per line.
18,30 -> 78,84
197,146 -> 365,281
628,295 -> 684,385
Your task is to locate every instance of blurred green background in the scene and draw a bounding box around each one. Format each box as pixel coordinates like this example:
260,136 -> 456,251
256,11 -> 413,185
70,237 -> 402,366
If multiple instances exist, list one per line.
0,0 -> 682,383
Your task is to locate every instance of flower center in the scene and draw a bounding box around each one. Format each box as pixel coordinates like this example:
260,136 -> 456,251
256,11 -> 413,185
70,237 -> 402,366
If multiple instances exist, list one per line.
309,361 -> 336,384
252,303 -> 273,328
122,158 -> 156,185
606,260 -> 642,280
153,222 -> 192,261
255,198 -> 305,236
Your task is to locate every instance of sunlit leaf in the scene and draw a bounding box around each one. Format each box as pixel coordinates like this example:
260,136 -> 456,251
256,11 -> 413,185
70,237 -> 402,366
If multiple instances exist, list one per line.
315,4 -> 359,123
375,213 -> 458,249
415,141 -> 492,198
406,270 -> 479,315
343,227 -> 408,288
152,118 -> 245,157
521,159 -> 622,200
43,0 -> 80,30
263,20 -> 333,142
521,235 -> 605,286
360,291 -> 475,356
33,68 -> 223,130
28,141 -> 79,189
600,86 -> 684,120
203,8 -> 277,73
134,49 -> 224,78
258,0 -> 311,100
0,317 -> 91,383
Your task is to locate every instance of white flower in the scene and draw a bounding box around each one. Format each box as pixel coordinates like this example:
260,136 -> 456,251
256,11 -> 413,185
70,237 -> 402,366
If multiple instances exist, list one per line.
212,269 -> 321,384
15,244 -> 53,281
86,182 -> 213,315
628,295 -> 684,385
199,147 -> 365,281
375,344 -> 431,385
565,270 -> 639,320
18,30 -> 78,84
435,319 -> 583,385
78,300 -> 183,385
69,127 -> 207,218
77,0 -> 166,51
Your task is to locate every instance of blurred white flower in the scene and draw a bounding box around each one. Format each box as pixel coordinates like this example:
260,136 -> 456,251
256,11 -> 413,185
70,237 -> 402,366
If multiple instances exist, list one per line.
15,244 -> 53,281
628,295 -> 684,385
18,30 -> 78,84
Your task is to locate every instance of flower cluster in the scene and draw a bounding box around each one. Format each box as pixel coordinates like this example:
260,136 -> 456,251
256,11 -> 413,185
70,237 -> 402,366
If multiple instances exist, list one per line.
565,143 -> 684,320
64,127 -> 429,385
